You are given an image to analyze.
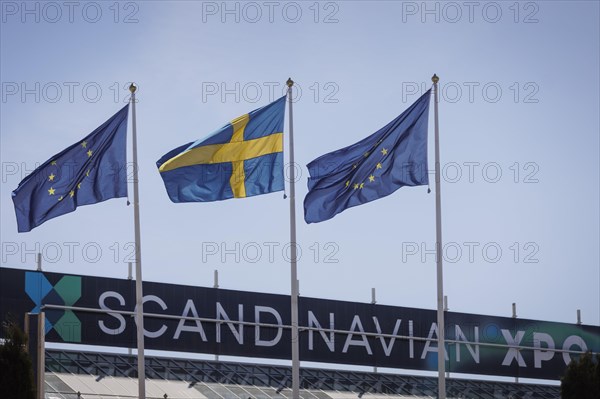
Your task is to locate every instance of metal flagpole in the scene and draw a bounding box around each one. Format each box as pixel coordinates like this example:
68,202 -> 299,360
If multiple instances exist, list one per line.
37,312 -> 45,399
129,83 -> 146,399
432,74 -> 446,399
286,77 -> 300,399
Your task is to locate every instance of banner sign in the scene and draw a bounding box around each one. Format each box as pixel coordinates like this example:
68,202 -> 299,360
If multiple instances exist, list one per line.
1,267 -> 598,380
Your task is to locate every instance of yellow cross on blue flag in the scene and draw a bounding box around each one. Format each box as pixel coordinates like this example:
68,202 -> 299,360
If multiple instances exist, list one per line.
12,105 -> 129,232
304,90 -> 431,223
157,96 -> 286,202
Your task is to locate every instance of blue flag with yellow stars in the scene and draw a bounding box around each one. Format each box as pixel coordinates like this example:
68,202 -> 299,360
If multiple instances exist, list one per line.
304,90 -> 431,223
12,105 -> 129,232
157,96 -> 286,202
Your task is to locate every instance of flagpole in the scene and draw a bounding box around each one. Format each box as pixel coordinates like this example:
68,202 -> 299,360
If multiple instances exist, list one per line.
129,83 -> 146,399
432,74 -> 446,399
286,77 -> 300,399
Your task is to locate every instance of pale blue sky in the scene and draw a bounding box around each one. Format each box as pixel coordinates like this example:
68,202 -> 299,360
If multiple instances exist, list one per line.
1,0 -> 599,379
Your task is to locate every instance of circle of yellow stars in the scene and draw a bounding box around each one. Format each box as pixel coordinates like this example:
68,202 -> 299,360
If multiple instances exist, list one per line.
46,140 -> 93,202
345,146 -> 389,191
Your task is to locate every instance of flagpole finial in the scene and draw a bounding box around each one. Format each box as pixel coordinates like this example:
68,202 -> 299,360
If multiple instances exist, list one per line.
287,78 -> 294,87
432,74 -> 439,84
129,83 -> 137,93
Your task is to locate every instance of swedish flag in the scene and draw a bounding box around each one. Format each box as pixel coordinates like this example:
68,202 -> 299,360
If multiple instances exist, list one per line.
157,96 -> 286,202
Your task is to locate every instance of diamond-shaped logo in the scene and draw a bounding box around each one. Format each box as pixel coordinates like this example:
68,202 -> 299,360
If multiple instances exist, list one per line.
25,272 -> 82,343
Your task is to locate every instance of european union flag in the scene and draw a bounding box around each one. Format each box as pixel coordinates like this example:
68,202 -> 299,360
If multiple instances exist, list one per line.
12,105 -> 129,232
157,96 -> 286,202
304,90 -> 431,223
